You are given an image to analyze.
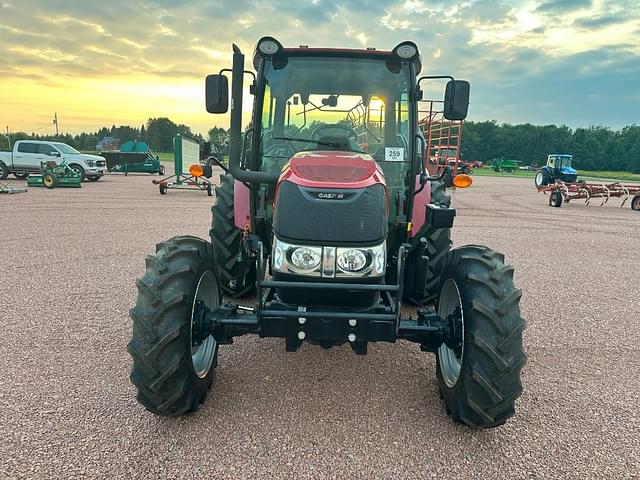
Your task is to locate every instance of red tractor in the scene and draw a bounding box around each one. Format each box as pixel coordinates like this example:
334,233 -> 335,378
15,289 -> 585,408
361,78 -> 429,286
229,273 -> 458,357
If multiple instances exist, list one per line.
128,38 -> 526,428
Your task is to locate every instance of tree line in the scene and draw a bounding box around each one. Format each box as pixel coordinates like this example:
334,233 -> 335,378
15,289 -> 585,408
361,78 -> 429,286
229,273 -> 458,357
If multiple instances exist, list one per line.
3,118 -> 208,153
460,121 -> 640,172
3,117 -> 638,173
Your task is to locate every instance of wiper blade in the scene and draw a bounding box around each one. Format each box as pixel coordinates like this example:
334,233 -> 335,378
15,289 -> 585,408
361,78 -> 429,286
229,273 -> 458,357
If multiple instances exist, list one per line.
272,136 -> 341,149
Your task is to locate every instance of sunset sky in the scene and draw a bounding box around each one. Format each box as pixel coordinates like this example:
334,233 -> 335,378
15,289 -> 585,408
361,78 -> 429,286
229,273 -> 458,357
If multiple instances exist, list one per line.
1,0 -> 638,137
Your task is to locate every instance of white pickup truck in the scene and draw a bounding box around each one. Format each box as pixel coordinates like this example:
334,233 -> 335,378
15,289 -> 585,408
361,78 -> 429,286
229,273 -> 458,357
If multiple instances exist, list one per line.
0,140 -> 107,181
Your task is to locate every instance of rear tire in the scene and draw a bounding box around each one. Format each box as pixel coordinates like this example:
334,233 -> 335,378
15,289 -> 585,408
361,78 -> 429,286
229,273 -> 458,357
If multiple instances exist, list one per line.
210,174 -> 256,298
13,172 -> 29,179
128,236 -> 220,416
631,195 -> 640,211
0,162 -> 8,180
405,180 -> 451,305
534,169 -> 550,188
159,165 -> 165,176
436,245 -> 526,428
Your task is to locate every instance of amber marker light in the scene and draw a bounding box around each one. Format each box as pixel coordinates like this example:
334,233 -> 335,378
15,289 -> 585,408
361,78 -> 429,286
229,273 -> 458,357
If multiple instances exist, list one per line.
189,164 -> 205,177
452,174 -> 473,188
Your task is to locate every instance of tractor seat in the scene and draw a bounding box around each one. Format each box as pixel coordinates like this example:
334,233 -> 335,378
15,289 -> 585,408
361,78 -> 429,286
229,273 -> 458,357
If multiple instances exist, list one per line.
312,136 -> 364,153
45,161 -> 58,168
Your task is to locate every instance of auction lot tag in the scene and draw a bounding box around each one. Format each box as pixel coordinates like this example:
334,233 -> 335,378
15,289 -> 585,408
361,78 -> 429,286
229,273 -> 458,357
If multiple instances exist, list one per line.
385,147 -> 404,161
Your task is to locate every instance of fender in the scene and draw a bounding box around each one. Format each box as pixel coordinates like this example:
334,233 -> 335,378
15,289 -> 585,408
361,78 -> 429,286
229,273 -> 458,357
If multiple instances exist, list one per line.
233,179 -> 251,230
409,176 -> 431,237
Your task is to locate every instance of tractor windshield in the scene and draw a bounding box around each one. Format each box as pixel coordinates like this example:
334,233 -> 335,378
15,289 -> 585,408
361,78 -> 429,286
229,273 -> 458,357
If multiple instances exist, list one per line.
257,56 -> 412,173
550,155 -> 572,169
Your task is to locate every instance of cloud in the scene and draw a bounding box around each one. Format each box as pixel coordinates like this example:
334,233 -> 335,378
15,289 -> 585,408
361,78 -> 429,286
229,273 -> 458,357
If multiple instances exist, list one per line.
573,13 -> 629,29
536,0 -> 592,13
0,0 -> 638,132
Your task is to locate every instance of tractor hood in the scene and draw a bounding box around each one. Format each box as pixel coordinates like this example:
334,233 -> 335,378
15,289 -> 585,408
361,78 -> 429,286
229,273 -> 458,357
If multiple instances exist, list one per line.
273,151 -> 388,245
560,166 -> 577,175
281,150 -> 385,188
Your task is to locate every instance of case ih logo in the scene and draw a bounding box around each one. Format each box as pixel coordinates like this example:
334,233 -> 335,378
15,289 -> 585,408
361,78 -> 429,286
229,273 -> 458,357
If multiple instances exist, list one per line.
313,191 -> 355,200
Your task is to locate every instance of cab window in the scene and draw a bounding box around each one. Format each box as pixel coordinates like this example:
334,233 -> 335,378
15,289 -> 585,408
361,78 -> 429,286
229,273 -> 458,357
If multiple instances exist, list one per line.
17,142 -> 38,154
38,144 -> 58,156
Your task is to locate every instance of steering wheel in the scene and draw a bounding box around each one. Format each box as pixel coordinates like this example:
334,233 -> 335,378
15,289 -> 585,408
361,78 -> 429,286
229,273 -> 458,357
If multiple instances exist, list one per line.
311,124 -> 358,141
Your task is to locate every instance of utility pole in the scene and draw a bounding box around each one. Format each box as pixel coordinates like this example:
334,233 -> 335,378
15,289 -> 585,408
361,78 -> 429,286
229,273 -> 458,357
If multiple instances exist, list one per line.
53,112 -> 59,136
5,126 -> 10,149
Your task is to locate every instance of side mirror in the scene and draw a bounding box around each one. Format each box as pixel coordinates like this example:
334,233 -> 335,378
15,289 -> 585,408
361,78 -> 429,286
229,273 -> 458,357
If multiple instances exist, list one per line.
205,74 -> 229,113
50,151 -> 61,157
443,80 -> 470,120
201,141 -> 211,160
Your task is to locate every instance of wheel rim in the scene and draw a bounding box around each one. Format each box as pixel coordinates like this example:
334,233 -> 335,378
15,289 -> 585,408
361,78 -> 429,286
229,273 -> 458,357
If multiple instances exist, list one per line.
190,271 -> 218,378
438,278 -> 464,388
43,176 -> 53,187
72,167 -> 82,177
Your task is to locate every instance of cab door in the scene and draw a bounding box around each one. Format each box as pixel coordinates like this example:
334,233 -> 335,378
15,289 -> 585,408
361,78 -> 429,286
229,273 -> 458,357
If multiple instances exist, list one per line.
13,142 -> 40,170
38,143 -> 61,168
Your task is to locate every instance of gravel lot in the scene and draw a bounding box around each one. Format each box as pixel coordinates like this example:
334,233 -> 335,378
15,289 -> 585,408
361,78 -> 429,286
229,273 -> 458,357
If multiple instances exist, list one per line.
1,172 -> 638,479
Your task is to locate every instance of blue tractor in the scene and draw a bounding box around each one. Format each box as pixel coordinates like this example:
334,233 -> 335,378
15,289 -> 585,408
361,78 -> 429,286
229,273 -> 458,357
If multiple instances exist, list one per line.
534,154 -> 577,188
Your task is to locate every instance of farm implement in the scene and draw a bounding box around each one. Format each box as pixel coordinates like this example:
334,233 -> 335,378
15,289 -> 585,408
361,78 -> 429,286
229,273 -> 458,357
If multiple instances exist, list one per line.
0,181 -> 27,194
539,181 -> 640,210
153,134 -> 213,195
27,160 -> 81,189
102,140 -> 165,175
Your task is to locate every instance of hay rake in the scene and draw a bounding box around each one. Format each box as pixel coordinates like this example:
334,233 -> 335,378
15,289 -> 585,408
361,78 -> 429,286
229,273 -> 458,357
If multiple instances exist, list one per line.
538,181 -> 640,210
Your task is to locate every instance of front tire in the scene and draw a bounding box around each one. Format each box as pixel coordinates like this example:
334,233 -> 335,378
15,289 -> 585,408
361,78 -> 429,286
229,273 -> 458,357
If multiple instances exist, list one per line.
86,176 -> 101,182
69,164 -> 86,181
632,195 -> 640,211
13,172 -> 29,179
436,245 -> 526,428
128,236 -> 220,416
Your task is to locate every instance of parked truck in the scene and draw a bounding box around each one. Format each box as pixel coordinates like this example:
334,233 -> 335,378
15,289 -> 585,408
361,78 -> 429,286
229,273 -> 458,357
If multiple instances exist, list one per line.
0,140 -> 107,181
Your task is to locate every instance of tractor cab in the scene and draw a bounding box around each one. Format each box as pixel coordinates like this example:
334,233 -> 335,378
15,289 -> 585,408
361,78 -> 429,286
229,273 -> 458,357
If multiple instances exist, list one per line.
547,154 -> 575,174
535,153 -> 577,187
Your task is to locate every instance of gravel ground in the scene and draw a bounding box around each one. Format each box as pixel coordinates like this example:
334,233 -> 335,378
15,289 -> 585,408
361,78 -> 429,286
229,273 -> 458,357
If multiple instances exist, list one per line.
0,172 -> 638,479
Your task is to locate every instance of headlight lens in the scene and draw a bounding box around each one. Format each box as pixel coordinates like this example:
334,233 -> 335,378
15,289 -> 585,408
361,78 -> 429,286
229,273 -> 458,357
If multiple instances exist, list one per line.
396,43 -> 417,59
337,249 -> 367,272
290,247 -> 321,271
258,39 -> 279,55
86,160 -> 95,167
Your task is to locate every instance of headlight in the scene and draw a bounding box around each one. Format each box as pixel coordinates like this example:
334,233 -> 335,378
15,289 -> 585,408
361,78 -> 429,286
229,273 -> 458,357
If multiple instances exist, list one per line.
336,242 -> 386,277
86,160 -> 95,167
272,238 -> 322,276
257,37 -> 282,55
290,247 -> 321,271
337,249 -> 367,272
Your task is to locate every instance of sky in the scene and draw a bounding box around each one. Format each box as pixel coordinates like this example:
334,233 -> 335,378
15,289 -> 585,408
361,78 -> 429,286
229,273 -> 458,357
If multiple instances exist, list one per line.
0,0 -> 639,137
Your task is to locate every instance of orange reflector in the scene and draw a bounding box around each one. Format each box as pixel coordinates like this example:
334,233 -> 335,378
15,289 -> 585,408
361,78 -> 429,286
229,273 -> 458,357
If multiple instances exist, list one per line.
189,164 -> 204,177
452,174 -> 473,188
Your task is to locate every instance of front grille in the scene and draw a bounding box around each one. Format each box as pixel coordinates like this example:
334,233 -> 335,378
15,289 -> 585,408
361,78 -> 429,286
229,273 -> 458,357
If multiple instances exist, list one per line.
273,181 -> 387,245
